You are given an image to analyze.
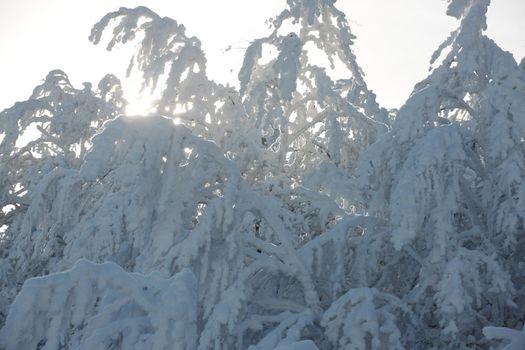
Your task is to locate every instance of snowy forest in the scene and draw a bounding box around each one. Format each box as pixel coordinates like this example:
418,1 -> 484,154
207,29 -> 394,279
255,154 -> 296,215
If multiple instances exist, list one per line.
0,0 -> 524,349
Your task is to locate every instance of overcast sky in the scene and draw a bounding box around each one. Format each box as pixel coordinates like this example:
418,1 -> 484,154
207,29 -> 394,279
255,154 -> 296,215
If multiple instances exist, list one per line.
1,0 -> 524,111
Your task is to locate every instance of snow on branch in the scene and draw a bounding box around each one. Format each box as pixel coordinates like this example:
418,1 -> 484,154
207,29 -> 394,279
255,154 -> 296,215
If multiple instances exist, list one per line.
484,324 -> 525,350
0,259 -> 197,350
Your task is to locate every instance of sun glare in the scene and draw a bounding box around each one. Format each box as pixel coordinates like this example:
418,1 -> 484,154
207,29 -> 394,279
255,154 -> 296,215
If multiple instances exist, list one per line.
125,96 -> 155,117
122,72 -> 158,117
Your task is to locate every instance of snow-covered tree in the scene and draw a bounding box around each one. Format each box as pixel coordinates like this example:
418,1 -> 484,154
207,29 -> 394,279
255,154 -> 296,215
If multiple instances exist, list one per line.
0,70 -> 124,324
0,70 -> 124,227
350,0 -> 524,347
0,114 -> 326,348
238,0 -> 388,180
90,6 -> 245,150
0,0 -> 523,349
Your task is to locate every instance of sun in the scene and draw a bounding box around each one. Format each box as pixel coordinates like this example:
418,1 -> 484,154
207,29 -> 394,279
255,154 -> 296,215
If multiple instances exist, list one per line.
122,72 -> 158,117
125,94 -> 155,117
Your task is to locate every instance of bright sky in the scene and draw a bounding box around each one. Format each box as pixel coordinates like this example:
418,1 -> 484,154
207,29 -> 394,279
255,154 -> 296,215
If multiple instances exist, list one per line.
0,0 -> 524,112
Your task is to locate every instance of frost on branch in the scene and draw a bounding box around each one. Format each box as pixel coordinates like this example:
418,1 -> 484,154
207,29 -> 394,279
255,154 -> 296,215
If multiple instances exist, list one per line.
0,71 -> 124,322
0,70 -> 123,215
321,288 -> 406,350
389,125 -> 472,250
89,6 -> 204,101
351,0 -> 523,346
435,249 -> 515,337
3,115 -> 244,285
1,115 -> 324,348
90,7 -> 241,148
0,260 -> 197,350
1,0 -> 524,349
355,0 -> 515,242
0,70 -> 123,207
239,0 -> 388,180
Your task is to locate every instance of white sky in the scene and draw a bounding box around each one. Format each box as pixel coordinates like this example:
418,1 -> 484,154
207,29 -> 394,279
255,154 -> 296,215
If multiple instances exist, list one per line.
0,0 -> 524,111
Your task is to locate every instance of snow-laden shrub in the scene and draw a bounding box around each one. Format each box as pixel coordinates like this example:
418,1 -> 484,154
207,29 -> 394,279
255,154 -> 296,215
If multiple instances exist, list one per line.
0,260 -> 197,350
